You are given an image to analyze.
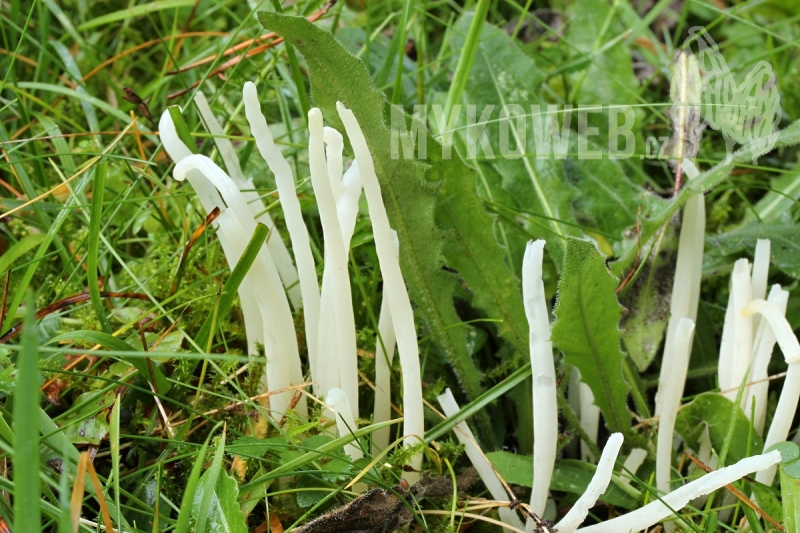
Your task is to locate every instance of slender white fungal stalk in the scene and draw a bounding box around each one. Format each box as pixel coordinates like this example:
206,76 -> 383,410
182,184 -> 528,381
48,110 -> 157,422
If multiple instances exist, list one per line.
728,260 -> 755,401
656,318 -> 695,496
373,233 -> 399,453
337,103 -> 424,480
556,433 -> 624,533
337,162 -> 362,249
751,239 -> 771,302
326,388 -> 364,460
193,92 -> 302,309
522,240 -> 557,521
718,293 -> 735,394
158,110 -> 266,357
654,160 -> 704,418
576,450 -> 782,533
438,388 -> 525,532
323,126 -> 344,201
580,382 -> 600,462
621,448 -> 647,485
173,155 -> 306,418
748,285 -> 788,434
308,108 -> 359,417
243,82 -> 322,393
745,298 -> 800,486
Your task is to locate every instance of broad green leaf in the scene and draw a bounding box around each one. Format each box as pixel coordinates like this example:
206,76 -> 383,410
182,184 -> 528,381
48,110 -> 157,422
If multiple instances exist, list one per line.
551,238 -> 630,435
749,162 -> 800,223
193,427 -> 240,533
706,223 -> 800,278
780,443 -> 800,533
192,470 -> 248,533
486,451 -> 638,509
257,12 -> 530,431
449,14 -> 579,271
619,219 -> 679,370
564,141 -> 665,247
675,392 -> 763,465
565,0 -> 642,150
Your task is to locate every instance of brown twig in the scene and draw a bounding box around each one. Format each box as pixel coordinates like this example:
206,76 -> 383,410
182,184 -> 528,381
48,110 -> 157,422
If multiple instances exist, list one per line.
166,0 -> 337,100
0,271 -> 9,332
0,291 -> 151,343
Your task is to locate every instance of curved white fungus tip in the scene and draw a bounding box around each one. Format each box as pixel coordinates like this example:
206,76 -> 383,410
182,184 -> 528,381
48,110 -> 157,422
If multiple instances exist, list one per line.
577,450 -> 782,533
556,433 -> 624,533
158,109 -> 192,163
324,126 -> 343,146
743,299 -> 800,364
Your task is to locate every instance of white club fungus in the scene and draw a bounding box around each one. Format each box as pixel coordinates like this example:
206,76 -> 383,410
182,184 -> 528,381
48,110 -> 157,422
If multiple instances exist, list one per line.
337,102 -> 424,480
522,240 -> 557,521
193,91 -> 302,309
243,82 -> 322,394
308,107 -> 359,416
656,318 -> 695,496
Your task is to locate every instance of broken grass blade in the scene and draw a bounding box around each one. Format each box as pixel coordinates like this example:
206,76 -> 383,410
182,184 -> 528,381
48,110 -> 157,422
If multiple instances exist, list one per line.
438,388 -> 525,532
195,223 -> 271,352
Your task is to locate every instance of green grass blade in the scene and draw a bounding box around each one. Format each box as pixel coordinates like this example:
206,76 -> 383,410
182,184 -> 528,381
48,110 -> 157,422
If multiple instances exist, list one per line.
110,396 -> 122,529
442,0 -> 490,123
13,292 -> 41,532
174,427 -> 216,533
75,0 -> 195,31
424,363 -> 532,443
0,234 -> 46,275
194,424 -> 227,533
194,223 -> 270,351
88,161 -> 111,333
